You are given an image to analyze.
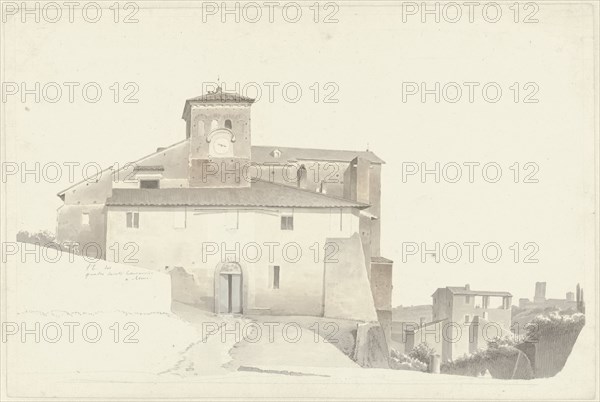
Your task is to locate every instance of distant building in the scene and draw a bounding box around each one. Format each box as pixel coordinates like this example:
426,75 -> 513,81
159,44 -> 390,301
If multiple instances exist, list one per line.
405,284 -> 512,361
518,282 -> 577,310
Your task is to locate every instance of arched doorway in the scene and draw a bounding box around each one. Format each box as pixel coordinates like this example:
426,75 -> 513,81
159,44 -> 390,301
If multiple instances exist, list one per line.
215,262 -> 243,314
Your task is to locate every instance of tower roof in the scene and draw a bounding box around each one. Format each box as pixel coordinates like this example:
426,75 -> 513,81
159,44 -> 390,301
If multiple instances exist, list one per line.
186,86 -> 255,104
182,86 -> 254,119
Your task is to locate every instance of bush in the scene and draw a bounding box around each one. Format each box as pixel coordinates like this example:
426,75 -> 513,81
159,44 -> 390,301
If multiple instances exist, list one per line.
441,336 -> 534,379
390,349 -> 428,372
408,342 -> 435,365
16,230 -> 56,246
524,311 -> 585,342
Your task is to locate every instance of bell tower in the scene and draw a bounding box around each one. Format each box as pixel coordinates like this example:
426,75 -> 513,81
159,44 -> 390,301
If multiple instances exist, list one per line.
182,87 -> 254,188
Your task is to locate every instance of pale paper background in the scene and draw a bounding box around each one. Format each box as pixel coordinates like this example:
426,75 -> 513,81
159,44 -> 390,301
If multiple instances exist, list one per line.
0,0 -> 598,400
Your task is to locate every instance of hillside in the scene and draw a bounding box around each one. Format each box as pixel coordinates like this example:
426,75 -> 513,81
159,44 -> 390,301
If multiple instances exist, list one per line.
392,305 -> 433,323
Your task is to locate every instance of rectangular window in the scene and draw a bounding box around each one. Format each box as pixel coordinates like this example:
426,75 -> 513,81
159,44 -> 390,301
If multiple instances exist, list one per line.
270,265 -> 280,289
126,212 -> 139,228
465,295 -> 471,304
464,314 -> 470,323
140,179 -> 159,189
280,215 -> 293,230
81,212 -> 90,226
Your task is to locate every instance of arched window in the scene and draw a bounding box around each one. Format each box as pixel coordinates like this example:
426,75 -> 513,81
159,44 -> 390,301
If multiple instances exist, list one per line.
210,119 -> 219,131
225,119 -> 232,130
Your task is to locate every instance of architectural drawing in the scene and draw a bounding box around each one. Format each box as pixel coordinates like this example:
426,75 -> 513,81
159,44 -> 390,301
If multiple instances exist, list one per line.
1,2 -> 597,400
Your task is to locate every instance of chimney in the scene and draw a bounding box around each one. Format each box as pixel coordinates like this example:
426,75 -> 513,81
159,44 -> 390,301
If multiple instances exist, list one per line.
465,284 -> 470,291
297,165 -> 307,189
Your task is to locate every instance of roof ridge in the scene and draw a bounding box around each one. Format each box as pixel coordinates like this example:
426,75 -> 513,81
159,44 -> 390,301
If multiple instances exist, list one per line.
251,144 -> 385,164
253,144 -> 376,153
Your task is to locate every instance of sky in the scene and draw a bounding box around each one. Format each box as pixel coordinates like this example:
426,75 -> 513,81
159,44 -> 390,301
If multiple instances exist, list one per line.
1,1 -> 596,305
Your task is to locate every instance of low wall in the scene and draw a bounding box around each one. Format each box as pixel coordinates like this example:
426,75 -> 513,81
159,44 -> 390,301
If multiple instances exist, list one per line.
531,327 -> 583,378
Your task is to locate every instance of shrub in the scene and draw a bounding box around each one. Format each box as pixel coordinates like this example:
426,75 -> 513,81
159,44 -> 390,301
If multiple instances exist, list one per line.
16,230 -> 56,246
390,349 -> 428,372
408,342 -> 435,365
441,336 -> 534,379
524,311 -> 585,342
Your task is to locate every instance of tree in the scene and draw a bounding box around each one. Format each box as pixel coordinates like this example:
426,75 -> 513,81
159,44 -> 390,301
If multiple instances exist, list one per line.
408,342 -> 435,365
16,230 -> 56,245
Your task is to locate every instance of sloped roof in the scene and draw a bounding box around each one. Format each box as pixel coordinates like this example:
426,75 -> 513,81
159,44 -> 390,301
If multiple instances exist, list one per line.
251,145 -> 385,164
185,87 -> 255,104
106,180 -> 369,209
404,318 -> 448,333
57,139 -> 189,198
57,139 -> 385,198
133,165 -> 164,172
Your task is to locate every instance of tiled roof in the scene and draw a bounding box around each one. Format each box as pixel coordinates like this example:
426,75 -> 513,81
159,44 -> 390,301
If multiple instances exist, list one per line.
106,180 -> 369,209
404,318 -> 448,333
446,287 -> 512,297
186,87 -> 254,104
133,165 -> 165,171
251,145 -> 385,164
56,140 -> 387,198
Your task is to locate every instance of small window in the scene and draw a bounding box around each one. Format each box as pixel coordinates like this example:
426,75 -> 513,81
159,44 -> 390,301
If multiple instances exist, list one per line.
140,180 -> 159,189
465,295 -> 471,304
224,119 -> 232,129
126,212 -> 139,228
281,215 -> 294,230
464,315 -> 470,323
270,265 -> 280,289
81,212 -> 90,226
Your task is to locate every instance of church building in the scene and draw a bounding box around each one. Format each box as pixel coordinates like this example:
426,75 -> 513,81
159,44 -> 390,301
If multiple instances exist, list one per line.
56,87 -> 394,345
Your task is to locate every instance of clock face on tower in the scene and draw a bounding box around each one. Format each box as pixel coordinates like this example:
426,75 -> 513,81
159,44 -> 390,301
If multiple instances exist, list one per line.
208,129 -> 234,157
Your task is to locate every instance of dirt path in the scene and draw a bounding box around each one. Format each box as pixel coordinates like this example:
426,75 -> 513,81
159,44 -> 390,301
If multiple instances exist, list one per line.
169,303 -> 358,377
